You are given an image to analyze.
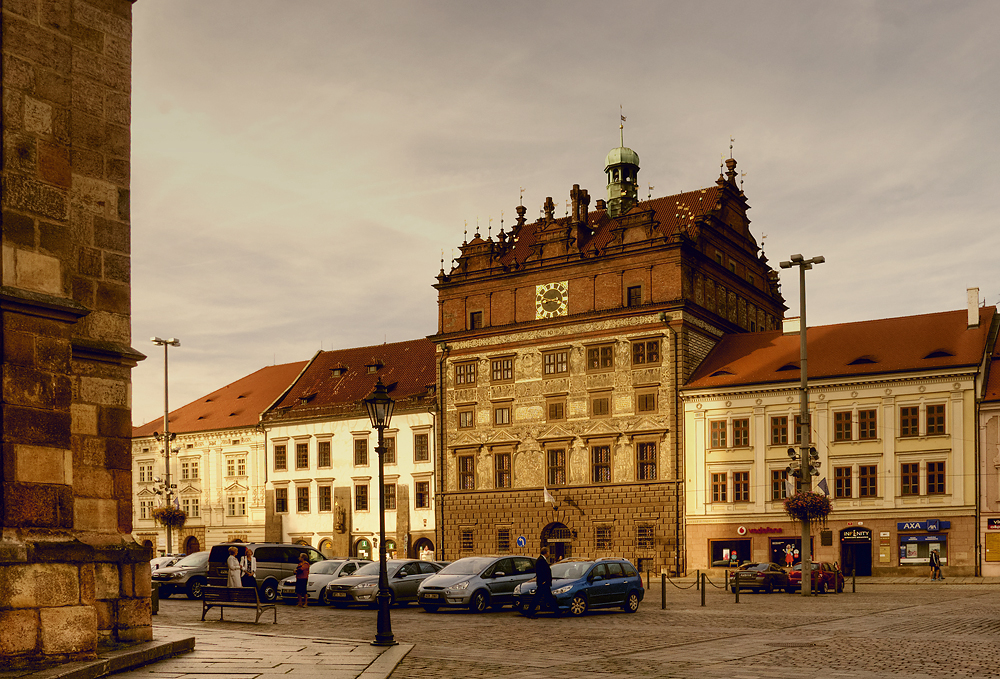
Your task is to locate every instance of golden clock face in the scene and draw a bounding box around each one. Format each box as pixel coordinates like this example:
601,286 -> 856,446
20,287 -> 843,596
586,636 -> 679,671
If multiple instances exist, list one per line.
535,281 -> 568,319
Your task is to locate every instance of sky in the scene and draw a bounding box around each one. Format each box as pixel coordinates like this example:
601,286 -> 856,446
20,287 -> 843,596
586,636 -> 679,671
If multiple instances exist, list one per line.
129,0 -> 1000,427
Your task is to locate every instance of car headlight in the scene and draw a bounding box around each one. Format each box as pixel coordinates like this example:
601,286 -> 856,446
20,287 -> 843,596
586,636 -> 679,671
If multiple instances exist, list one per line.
552,585 -> 572,595
447,580 -> 469,592
513,584 -> 521,595
170,573 -> 184,580
355,582 -> 376,589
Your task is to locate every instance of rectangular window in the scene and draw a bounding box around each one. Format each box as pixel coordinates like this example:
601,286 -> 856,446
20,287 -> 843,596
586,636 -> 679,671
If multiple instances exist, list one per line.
354,439 -> 368,466
384,483 -> 396,510
318,486 -> 332,512
415,481 -> 430,509
141,464 -> 154,483
591,446 -> 611,483
859,465 -> 877,497
637,392 -> 656,413
711,472 -> 727,502
901,463 -> 920,495
494,452 -> 511,489
355,485 -> 369,511
900,406 -> 919,437
455,362 -> 477,386
710,421 -> 727,448
794,415 -> 812,444
927,461 -> 946,494
586,345 -> 614,371
543,350 -> 568,375
627,286 -> 642,307
461,529 -> 474,552
226,496 -> 246,517
771,416 -> 788,445
296,443 -> 308,469
636,525 -> 654,550
227,458 -> 235,476
733,471 -> 749,502
274,444 -> 287,471
181,462 -> 190,480
595,526 -> 613,551
834,411 -> 852,441
927,404 -> 946,435
859,410 -> 877,440
732,418 -> 749,447
275,488 -> 288,513
458,455 -> 475,490
469,311 -> 483,329
458,409 -> 475,428
414,433 -> 429,462
637,442 -> 656,481
631,339 -> 660,366
318,441 -> 331,467
494,405 -> 512,426
237,457 -> 245,477
547,449 -> 566,486
771,469 -> 788,500
297,486 -> 309,513
834,466 -> 852,499
384,437 -> 396,464
188,499 -> 200,518
547,400 -> 565,421
497,528 -> 511,553
139,500 -> 151,519
491,357 -> 513,382
591,395 -> 610,418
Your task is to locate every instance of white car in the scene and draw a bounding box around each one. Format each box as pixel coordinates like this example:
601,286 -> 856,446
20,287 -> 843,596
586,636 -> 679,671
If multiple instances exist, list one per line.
278,559 -> 370,605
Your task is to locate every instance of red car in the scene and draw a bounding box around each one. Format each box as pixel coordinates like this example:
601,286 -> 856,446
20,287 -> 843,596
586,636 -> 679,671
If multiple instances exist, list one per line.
787,562 -> 844,593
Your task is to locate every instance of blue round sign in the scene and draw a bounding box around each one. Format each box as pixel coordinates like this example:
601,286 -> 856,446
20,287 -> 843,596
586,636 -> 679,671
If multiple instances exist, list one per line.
516,535 -> 526,547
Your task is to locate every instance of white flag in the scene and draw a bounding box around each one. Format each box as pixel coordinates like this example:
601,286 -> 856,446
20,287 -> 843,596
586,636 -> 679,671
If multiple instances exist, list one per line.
543,486 -> 556,506
785,477 -> 795,498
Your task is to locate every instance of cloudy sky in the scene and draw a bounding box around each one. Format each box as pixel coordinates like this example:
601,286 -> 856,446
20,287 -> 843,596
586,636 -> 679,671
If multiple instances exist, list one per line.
129,1 -> 1000,426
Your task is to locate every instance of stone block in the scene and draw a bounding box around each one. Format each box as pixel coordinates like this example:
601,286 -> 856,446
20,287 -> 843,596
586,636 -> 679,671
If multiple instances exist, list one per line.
3,405 -> 71,448
116,624 -> 152,643
118,499 -> 132,534
105,122 -> 128,156
71,147 -> 104,179
78,375 -> 128,408
0,564 -> 37,607
35,334 -> 71,373
119,563 -> 133,597
3,52 -> 36,90
0,609 -> 39,656
40,0 -> 71,30
74,1 -> 132,39
14,444 -> 73,485
24,96 -> 53,135
94,562 -> 119,599
103,251 -> 128,282
3,174 -> 68,221
97,405 -> 130,438
38,142 -> 72,188
105,90 -> 129,126
78,246 -> 102,276
71,275 -> 96,305
75,466 -> 112,498
75,498 -> 118,533
2,210 -> 35,247
95,280 -> 129,314
92,599 -> 113,630
36,69 -> 71,106
69,174 -> 116,217
117,597 -> 150,630
105,435 -> 130,469
39,605 -> 96,655
3,15 -> 73,72
133,562 -> 151,598
93,216 -> 128,253
69,109 -> 104,149
80,563 -> 96,603
71,403 -> 99,435
36,564 -> 81,607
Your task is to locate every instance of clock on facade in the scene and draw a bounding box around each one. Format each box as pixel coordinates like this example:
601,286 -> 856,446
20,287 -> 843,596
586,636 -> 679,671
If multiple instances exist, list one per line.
535,281 -> 569,319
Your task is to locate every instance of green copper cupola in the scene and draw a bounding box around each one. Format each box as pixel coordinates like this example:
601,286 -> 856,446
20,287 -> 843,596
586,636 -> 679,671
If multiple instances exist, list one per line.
604,144 -> 640,218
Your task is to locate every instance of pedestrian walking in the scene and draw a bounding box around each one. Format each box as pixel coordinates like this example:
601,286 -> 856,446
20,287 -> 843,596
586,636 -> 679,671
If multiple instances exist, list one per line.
295,552 -> 310,607
525,547 -> 555,618
240,547 -> 257,588
930,549 -> 944,580
226,546 -> 242,587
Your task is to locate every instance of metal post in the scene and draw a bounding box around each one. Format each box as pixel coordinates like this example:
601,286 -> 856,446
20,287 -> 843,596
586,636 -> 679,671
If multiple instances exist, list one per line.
852,567 -> 856,593
734,576 -> 740,604
162,342 -> 171,555
700,573 -> 706,607
373,424 -> 395,646
661,573 -> 666,610
696,569 -> 700,590
725,569 -> 729,592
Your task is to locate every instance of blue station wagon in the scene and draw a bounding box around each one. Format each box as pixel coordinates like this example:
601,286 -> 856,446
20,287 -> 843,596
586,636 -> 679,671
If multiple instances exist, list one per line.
513,557 -> 644,616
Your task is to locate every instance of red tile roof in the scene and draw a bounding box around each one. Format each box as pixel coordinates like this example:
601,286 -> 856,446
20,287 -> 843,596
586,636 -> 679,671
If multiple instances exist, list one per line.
983,338 -> 1000,403
685,307 -> 996,391
266,338 -> 436,418
132,361 -> 308,437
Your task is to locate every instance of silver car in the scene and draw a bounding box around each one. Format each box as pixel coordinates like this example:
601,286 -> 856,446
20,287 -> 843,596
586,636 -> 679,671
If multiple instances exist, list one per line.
323,559 -> 443,607
277,558 -> 369,604
417,555 -> 536,613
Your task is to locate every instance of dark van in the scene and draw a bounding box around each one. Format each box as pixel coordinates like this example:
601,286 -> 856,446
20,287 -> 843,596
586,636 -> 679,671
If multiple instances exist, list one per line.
207,542 -> 326,601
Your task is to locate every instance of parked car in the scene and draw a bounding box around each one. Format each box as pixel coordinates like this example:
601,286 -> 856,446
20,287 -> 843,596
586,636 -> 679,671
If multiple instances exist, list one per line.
277,559 -> 370,604
417,555 -> 536,613
512,557 -> 644,616
733,562 -> 792,593
151,551 -> 210,599
322,559 -> 444,607
207,542 -> 327,602
787,562 -> 844,593
150,554 -> 185,571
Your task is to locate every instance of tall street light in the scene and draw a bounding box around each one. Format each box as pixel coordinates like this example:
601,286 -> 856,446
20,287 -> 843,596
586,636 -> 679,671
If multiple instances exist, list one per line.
151,337 -> 180,554
778,254 -> 824,597
364,377 -> 396,647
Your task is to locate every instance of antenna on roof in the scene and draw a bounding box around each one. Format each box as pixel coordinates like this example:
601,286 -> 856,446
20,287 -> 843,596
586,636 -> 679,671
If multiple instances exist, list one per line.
475,216 -> 480,239
463,221 -> 467,244
619,105 -> 626,147
720,153 -> 725,177
730,136 -> 735,159
488,216 -> 492,240
519,187 -> 524,206
500,210 -> 504,231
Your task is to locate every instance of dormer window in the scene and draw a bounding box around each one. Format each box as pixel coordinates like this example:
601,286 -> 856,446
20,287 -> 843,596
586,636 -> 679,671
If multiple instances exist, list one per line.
332,368 -> 346,377
365,359 -> 383,374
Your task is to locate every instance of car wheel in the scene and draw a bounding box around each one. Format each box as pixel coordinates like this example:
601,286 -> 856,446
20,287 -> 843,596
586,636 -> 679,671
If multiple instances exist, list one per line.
623,591 -> 640,613
817,580 -> 827,594
260,580 -> 278,602
421,605 -> 440,613
321,588 -> 334,605
187,577 -> 206,600
469,590 -> 489,613
569,594 -> 588,617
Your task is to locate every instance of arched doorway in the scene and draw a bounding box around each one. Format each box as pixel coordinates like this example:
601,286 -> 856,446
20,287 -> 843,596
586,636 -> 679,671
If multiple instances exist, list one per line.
318,539 -> 335,558
840,527 -> 872,576
413,538 -> 435,560
142,539 -> 153,551
384,539 -> 397,559
354,538 -> 372,560
184,536 -> 200,554
541,522 -> 573,561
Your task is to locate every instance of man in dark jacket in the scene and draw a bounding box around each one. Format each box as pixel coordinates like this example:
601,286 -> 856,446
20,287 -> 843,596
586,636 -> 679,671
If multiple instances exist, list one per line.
526,547 -> 554,618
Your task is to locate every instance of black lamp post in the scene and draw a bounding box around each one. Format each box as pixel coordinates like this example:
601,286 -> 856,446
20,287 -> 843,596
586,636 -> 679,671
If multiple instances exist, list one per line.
364,377 -> 396,647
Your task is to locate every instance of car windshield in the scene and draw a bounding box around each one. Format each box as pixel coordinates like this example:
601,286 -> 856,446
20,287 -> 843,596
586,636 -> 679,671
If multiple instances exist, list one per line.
743,563 -> 769,572
310,560 -> 344,575
439,557 -> 495,575
790,564 -> 819,571
354,561 -> 383,576
174,552 -> 208,568
551,561 -> 592,580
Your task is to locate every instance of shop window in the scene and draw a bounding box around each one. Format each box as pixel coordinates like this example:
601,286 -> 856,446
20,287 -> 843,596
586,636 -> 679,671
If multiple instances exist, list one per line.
711,472 -> 727,502
548,449 -> 566,486
455,361 -> 477,386
636,442 -> 656,481
275,488 -> 288,513
710,421 -> 727,448
859,409 -> 877,439
927,461 -> 946,494
771,469 -> 788,500
494,452 -> 511,489
591,446 -> 611,483
834,411 -> 852,441
927,404 -> 946,435
354,439 -> 368,466
771,416 -> 788,445
586,344 -> 614,372
458,455 -> 475,490
414,433 -> 429,462
901,463 -> 920,495
733,418 -> 749,447
543,350 -> 568,375
834,466 -> 852,498
900,406 -> 919,437
733,471 -> 749,502
631,339 -> 660,366
491,357 -> 514,383
712,539 -> 751,567
355,485 -> 368,511
859,465 -> 878,497
274,444 -> 287,471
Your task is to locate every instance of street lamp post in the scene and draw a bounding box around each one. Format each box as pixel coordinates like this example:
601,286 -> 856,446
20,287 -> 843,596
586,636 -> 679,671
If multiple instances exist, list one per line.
151,337 -> 180,554
364,377 -> 396,647
778,254 -> 824,597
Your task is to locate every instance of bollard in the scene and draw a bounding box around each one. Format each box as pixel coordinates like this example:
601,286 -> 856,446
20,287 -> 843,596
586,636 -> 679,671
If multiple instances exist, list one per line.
700,572 -> 706,607
646,568 -> 650,591
661,573 -> 666,610
734,575 -> 740,603
725,569 -> 729,592
696,569 -> 700,590
852,567 -> 856,593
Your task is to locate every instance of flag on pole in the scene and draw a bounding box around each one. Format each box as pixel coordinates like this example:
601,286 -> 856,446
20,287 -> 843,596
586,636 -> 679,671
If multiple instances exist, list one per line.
817,478 -> 830,496
785,477 -> 795,498
543,485 -> 556,508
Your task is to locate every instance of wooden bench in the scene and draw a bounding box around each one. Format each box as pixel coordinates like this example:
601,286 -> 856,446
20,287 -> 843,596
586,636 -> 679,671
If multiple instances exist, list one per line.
201,586 -> 276,624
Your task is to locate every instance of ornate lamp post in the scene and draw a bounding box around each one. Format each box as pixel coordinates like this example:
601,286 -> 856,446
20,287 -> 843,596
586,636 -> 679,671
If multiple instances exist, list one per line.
151,337 -> 180,554
364,377 -> 396,647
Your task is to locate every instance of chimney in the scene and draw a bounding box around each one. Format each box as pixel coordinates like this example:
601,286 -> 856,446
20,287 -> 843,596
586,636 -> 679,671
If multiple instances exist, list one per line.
968,287 -> 980,328
782,317 -> 800,335
580,189 -> 590,227
570,185 -> 581,224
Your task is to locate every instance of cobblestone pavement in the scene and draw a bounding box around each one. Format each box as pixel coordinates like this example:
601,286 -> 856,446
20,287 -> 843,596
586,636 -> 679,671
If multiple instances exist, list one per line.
147,580 -> 1000,678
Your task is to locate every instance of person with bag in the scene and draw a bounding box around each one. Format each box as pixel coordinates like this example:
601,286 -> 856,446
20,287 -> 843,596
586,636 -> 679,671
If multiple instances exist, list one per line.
240,547 -> 257,588
930,549 -> 944,581
295,552 -> 311,607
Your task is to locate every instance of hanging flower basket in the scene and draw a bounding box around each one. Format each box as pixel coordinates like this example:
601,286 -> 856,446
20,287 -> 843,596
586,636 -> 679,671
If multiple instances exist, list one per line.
783,491 -> 832,525
152,506 -> 187,528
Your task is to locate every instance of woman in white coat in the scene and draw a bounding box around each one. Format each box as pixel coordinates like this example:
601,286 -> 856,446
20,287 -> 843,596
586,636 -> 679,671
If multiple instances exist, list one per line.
240,547 -> 257,588
226,546 -> 242,587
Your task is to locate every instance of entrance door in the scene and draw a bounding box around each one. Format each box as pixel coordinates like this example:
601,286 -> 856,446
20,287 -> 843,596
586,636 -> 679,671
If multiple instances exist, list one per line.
184,536 -> 200,554
541,522 -> 573,560
839,527 -> 872,576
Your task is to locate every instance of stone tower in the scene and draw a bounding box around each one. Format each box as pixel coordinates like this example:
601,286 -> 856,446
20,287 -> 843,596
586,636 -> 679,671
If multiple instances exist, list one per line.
1,0 -> 149,665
